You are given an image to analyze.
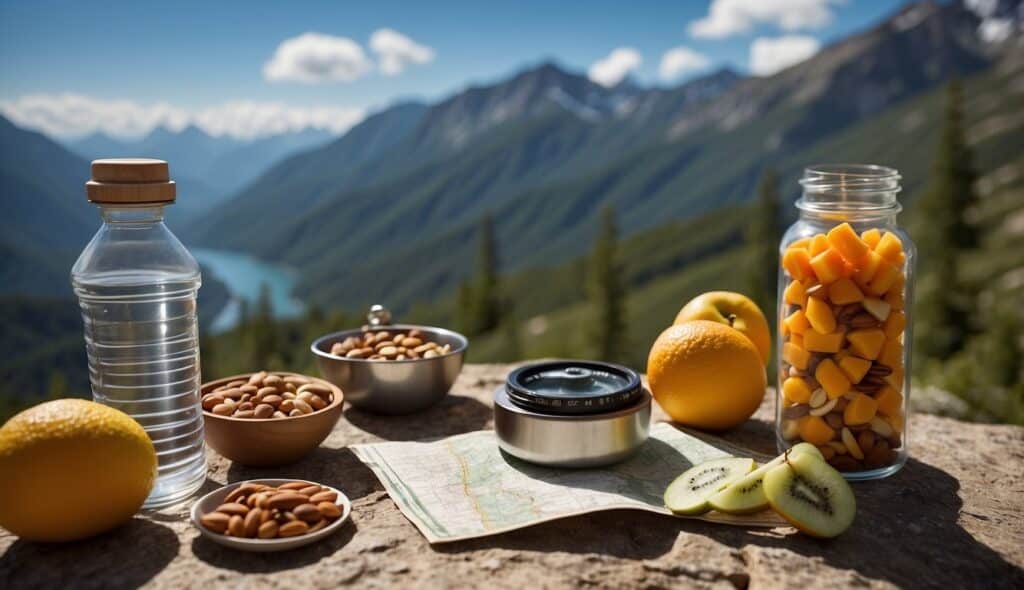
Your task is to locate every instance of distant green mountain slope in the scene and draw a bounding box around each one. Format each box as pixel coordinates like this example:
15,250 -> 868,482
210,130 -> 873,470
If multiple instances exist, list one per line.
458,50 -> 1024,368
187,1 -> 1004,315
0,116 -> 95,296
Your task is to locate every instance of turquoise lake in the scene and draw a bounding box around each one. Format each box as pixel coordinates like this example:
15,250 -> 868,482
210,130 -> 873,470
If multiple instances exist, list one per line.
192,248 -> 305,333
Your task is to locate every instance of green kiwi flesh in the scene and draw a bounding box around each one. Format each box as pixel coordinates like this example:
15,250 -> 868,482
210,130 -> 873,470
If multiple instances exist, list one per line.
763,451 -> 856,538
708,443 -> 823,514
664,457 -> 756,515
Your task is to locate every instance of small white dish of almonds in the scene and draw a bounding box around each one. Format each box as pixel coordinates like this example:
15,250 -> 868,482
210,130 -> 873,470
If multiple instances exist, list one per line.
191,479 -> 351,552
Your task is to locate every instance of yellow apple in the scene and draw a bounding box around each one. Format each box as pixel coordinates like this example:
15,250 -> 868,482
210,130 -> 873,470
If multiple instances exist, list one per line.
674,291 -> 771,364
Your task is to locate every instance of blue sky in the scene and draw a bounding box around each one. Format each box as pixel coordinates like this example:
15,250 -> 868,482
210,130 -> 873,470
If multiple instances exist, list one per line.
0,0 -> 902,139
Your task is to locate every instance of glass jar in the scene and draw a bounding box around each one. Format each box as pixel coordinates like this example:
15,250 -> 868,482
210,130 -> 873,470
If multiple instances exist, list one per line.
775,164 -> 915,480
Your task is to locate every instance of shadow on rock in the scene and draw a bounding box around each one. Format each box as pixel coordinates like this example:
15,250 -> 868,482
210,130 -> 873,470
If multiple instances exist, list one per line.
687,457 -> 1024,589
0,518 -> 178,588
191,519 -> 357,572
143,477 -> 225,523
436,509 -> 678,560
226,446 -> 383,503
343,393 -> 491,441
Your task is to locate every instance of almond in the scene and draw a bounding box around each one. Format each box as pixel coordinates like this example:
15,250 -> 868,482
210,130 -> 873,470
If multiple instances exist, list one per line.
257,520 -> 279,539
267,492 -> 309,511
200,512 -> 230,533
278,520 -> 310,537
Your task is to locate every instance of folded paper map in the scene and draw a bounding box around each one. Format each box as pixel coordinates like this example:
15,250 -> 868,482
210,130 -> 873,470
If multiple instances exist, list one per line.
351,422 -> 788,543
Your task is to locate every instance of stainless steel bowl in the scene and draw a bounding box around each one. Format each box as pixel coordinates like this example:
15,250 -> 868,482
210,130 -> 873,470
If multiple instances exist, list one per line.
493,386 -> 651,468
311,324 -> 467,415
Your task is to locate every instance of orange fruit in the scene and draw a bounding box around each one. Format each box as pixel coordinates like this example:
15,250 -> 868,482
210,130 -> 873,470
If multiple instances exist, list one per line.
647,320 -> 767,430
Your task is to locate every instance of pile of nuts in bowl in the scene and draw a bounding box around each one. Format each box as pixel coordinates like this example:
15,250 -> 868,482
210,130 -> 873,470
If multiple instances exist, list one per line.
202,371 -> 334,418
199,482 -> 343,539
329,328 -> 452,361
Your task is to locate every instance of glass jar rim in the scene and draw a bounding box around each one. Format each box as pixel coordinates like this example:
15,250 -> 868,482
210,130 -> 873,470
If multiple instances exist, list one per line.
797,163 -> 902,214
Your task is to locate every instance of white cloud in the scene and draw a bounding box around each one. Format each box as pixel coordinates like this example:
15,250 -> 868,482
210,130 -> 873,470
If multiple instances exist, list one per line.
659,47 -> 711,81
0,93 -> 189,139
588,47 -> 642,87
0,93 -> 365,140
191,102 -> 365,139
369,28 -> 435,75
689,0 -> 840,39
263,32 -> 372,84
749,35 -> 821,76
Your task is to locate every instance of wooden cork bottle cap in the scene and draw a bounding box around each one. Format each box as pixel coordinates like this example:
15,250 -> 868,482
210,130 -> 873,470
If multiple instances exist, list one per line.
86,158 -> 176,204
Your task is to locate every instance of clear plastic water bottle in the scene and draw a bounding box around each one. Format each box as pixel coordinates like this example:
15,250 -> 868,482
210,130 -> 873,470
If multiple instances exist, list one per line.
71,159 -> 206,508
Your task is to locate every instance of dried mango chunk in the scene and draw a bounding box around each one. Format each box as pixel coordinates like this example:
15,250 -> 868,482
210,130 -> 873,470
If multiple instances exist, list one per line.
884,367 -> 904,389
783,377 -> 813,404
805,297 -> 836,334
799,415 -> 836,445
844,393 -> 878,425
847,329 -> 885,360
804,330 -> 844,353
784,309 -> 811,335
878,338 -> 902,369
789,237 -> 812,250
883,311 -> 906,340
827,222 -> 870,266
874,386 -> 903,417
815,358 -> 851,399
885,273 -> 906,310
783,280 -> 808,307
782,248 -> 814,281
829,277 -> 864,305
810,248 -> 847,284
875,232 -> 904,264
866,260 -> 900,295
853,250 -> 883,287
838,355 -> 872,384
861,228 -> 882,249
783,342 -> 811,371
810,234 -> 830,256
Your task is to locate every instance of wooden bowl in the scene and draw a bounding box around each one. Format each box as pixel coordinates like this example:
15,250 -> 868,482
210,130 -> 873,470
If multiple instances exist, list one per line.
201,372 -> 344,466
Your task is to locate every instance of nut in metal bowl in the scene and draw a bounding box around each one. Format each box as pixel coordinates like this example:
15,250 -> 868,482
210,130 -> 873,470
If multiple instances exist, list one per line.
311,324 -> 467,415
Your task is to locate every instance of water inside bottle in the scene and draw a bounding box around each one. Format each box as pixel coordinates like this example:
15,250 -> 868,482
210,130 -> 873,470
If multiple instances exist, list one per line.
74,271 -> 206,508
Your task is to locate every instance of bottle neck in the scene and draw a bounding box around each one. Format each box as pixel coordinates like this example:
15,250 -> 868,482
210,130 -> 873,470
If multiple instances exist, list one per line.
100,205 -> 166,224
797,164 -> 902,227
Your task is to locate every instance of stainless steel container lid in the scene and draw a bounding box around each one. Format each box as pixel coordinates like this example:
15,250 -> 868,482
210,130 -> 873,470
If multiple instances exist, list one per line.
505,361 -> 642,415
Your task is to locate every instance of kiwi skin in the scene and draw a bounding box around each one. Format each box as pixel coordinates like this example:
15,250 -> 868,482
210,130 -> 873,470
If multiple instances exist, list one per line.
763,451 -> 856,538
707,443 -> 823,515
664,457 -> 756,515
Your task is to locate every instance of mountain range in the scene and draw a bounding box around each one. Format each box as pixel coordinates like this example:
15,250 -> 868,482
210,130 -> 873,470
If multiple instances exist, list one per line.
184,0 -> 1023,313
3,1 -> 1021,315
68,124 -> 334,219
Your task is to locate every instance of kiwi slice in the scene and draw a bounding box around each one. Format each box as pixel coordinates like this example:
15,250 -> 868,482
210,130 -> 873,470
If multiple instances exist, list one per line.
763,451 -> 856,538
664,457 -> 756,515
708,443 -> 822,515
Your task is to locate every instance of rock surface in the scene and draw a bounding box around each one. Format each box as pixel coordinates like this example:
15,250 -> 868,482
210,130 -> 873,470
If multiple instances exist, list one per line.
3,364 -> 1023,589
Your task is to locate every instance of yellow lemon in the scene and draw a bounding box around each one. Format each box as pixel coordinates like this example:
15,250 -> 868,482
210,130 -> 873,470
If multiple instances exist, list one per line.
647,320 -> 766,430
0,399 -> 156,541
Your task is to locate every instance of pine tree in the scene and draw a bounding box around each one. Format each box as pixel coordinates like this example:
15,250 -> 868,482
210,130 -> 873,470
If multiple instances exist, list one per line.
745,167 -> 782,317
47,371 -> 68,400
468,215 -> 501,336
250,282 -> 276,368
455,280 -> 475,335
587,205 -> 627,362
915,80 -> 978,361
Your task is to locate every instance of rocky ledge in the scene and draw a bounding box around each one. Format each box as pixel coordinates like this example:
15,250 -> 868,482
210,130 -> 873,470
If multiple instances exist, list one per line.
2,364 -> 1022,589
